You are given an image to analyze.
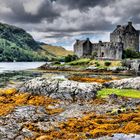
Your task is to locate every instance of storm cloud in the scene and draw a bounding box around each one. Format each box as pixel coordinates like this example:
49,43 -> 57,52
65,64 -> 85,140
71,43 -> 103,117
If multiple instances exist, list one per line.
0,0 -> 140,49
56,0 -> 112,10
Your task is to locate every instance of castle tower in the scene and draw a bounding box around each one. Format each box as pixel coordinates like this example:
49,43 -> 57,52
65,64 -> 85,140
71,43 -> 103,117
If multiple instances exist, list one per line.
110,22 -> 139,52
73,38 -> 92,58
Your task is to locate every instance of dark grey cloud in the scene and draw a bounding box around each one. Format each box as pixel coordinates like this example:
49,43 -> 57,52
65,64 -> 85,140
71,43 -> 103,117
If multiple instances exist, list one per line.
0,0 -> 59,23
0,0 -> 140,48
57,0 -> 111,10
44,31 -> 109,39
1,0 -> 140,31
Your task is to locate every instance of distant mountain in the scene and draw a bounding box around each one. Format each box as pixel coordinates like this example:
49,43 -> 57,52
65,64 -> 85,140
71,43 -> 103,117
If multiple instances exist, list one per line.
42,44 -> 73,57
0,22 -> 73,62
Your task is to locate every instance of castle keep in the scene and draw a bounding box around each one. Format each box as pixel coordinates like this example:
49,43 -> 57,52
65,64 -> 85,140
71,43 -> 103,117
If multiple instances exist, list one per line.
74,22 -> 139,60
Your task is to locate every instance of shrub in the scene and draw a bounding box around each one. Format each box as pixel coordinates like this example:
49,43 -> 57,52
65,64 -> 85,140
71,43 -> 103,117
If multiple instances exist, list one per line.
57,56 -> 65,62
64,55 -> 78,62
123,49 -> 140,59
49,57 -> 58,61
51,61 -> 61,65
104,61 -> 111,66
95,61 -> 100,67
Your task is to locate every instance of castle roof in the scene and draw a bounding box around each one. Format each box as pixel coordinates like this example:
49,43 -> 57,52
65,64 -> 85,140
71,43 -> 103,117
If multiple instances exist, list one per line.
74,38 -> 91,46
113,25 -> 127,34
111,22 -> 138,35
77,40 -> 86,46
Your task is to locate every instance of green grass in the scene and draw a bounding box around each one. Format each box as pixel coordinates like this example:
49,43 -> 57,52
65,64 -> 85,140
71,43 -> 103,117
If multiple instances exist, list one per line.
65,59 -> 122,67
89,60 -> 122,67
98,88 -> 140,98
67,58 -> 91,66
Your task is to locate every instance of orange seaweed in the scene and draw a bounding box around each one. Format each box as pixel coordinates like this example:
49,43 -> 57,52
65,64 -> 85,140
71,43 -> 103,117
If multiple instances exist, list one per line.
0,88 -> 61,116
33,107 -> 140,139
69,76 -> 119,83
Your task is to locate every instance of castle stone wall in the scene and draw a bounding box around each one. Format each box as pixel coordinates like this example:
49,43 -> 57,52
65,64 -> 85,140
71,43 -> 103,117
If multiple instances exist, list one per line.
123,33 -> 139,51
83,40 -> 92,56
74,41 -> 83,58
110,22 -> 139,52
92,42 -> 123,60
74,39 -> 92,58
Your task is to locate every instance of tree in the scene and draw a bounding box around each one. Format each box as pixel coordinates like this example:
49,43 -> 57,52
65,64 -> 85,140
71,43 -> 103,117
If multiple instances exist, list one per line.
64,55 -> 78,62
123,49 -> 140,59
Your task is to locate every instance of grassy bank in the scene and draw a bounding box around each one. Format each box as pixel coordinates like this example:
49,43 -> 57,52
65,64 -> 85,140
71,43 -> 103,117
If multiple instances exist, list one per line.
64,58 -> 122,68
66,58 -> 91,65
98,88 -> 140,98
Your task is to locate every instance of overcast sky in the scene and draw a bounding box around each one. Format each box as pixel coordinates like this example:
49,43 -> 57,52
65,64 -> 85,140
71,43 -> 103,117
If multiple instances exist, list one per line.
0,0 -> 140,50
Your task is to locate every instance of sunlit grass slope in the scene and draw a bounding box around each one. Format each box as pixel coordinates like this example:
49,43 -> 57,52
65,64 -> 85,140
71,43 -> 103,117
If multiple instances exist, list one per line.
42,45 -> 73,57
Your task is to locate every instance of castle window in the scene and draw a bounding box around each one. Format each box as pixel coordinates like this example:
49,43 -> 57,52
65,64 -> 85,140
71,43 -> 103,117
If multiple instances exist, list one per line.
101,52 -> 104,57
138,64 -> 140,71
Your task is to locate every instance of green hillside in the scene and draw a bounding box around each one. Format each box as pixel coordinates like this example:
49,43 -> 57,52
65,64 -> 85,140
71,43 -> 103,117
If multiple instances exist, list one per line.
0,23 -> 39,50
0,22 -> 72,62
0,38 -> 50,61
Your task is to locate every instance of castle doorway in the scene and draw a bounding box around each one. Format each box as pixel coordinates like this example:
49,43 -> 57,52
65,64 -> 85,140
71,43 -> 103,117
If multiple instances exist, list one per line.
138,64 -> 140,71
101,52 -> 104,57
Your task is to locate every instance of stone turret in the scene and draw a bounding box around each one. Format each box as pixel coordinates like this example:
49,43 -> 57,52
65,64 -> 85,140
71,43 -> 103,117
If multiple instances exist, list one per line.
74,38 -> 92,58
110,21 -> 139,52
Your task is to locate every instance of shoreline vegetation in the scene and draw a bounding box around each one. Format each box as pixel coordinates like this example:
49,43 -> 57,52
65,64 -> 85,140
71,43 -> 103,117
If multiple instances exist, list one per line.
39,58 -> 138,77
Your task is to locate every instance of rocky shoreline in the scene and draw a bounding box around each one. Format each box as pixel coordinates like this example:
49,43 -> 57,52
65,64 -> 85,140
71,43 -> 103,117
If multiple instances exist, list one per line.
39,62 -> 136,76
20,77 -> 140,99
0,76 -> 140,139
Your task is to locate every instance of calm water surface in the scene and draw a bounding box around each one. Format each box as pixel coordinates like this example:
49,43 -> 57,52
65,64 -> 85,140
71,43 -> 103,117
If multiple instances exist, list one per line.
0,62 -> 46,73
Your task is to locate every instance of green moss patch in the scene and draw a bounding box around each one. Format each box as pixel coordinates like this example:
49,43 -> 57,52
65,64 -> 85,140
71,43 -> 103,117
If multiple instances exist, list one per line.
98,88 -> 140,98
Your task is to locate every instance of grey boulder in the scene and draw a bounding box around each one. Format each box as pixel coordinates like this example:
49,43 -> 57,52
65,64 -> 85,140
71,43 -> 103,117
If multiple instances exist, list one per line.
19,77 -> 102,101
104,77 -> 140,90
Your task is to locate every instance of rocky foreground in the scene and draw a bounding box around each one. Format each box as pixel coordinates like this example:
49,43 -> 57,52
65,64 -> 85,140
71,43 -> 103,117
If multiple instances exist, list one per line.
0,77 -> 140,140
20,77 -> 140,99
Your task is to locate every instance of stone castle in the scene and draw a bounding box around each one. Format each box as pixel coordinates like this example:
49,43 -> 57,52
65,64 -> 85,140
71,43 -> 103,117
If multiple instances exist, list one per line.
74,22 -> 139,60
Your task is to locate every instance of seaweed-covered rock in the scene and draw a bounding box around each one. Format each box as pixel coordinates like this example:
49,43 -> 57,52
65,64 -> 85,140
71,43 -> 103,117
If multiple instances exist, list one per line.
19,77 -> 102,101
104,77 -> 140,90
